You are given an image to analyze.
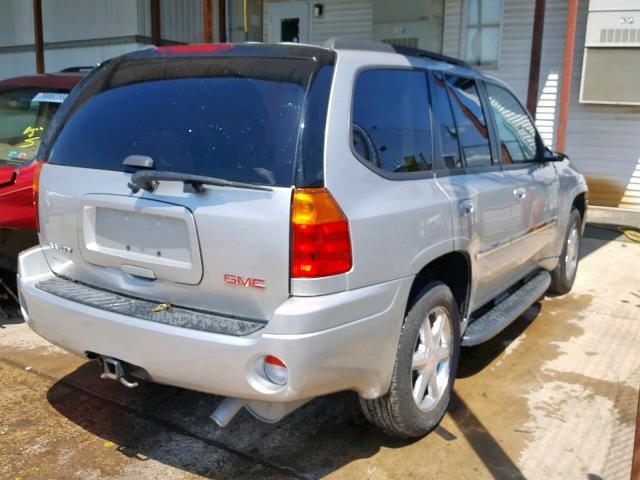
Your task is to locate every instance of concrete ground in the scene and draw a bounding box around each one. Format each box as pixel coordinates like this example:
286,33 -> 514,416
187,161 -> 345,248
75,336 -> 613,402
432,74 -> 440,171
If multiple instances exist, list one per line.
1,236 -> 639,480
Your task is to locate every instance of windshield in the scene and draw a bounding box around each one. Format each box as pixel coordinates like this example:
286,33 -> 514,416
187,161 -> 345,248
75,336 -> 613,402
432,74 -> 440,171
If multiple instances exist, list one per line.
0,87 -> 67,166
49,58 -> 331,188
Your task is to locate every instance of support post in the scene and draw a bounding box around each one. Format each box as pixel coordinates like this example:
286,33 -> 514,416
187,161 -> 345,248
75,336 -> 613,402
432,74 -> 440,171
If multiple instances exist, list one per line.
33,0 -> 44,74
218,0 -> 227,42
556,0 -> 580,153
632,391 -> 640,480
526,0 -> 546,118
203,0 -> 214,43
150,0 -> 161,46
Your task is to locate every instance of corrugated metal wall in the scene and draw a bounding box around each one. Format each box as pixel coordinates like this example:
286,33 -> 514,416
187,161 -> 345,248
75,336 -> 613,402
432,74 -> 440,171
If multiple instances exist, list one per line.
263,0 -> 373,44
1,0 -> 214,79
153,0 -> 205,44
443,0 -> 640,209
310,0 -> 373,44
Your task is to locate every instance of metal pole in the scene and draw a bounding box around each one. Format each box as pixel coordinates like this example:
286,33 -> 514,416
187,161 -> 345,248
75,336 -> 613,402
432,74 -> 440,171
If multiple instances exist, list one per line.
33,0 -> 45,73
203,0 -> 213,43
632,391 -> 640,480
150,0 -> 161,46
526,0 -> 546,118
218,0 -> 227,42
556,0 -> 580,153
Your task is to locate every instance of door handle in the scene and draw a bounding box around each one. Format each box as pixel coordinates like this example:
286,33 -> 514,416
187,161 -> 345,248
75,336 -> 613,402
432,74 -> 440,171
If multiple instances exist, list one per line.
459,199 -> 475,217
513,188 -> 527,201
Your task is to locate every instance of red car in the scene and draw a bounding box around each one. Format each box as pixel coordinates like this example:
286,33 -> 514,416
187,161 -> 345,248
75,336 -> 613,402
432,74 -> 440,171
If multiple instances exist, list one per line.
0,72 -> 84,276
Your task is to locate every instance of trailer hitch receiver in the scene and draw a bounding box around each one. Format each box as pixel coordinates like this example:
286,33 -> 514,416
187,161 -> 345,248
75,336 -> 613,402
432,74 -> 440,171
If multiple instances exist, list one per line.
99,356 -> 139,389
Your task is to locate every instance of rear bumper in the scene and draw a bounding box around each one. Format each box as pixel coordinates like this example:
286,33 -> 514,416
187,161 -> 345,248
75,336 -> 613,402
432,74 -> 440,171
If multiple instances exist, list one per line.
18,246 -> 412,402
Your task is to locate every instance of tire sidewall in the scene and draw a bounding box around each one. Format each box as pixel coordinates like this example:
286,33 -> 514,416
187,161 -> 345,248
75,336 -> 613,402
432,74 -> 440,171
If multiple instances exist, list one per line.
393,282 -> 461,434
555,209 -> 582,293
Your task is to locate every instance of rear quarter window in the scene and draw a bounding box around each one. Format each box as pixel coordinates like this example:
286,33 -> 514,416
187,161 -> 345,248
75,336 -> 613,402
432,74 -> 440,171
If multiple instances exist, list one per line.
351,68 -> 433,176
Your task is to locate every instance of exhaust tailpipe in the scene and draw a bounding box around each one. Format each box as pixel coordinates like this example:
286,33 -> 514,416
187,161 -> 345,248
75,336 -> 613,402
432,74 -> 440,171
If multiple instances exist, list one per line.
210,398 -> 244,427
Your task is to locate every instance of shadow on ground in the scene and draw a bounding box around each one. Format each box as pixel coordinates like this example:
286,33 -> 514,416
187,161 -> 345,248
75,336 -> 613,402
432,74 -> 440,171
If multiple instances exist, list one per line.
46,303 -> 540,479
0,301 -> 22,328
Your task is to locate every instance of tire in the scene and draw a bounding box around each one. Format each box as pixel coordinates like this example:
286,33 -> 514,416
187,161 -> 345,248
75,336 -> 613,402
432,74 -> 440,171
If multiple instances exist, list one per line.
549,208 -> 582,294
360,281 -> 461,438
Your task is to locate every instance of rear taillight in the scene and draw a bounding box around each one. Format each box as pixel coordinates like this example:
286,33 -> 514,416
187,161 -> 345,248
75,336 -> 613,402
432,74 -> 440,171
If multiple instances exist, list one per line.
32,161 -> 44,232
291,188 -> 352,278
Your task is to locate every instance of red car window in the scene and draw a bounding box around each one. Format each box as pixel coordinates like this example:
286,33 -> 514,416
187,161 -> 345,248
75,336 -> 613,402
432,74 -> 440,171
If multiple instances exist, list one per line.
0,87 -> 68,166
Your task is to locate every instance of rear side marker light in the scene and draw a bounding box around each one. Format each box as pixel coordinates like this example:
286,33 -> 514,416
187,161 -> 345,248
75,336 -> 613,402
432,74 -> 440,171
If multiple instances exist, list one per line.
291,188 -> 352,278
263,355 -> 288,386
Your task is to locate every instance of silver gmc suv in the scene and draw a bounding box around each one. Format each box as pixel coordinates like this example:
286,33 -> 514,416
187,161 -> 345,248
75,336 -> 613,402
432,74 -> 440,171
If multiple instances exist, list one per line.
18,39 -> 587,437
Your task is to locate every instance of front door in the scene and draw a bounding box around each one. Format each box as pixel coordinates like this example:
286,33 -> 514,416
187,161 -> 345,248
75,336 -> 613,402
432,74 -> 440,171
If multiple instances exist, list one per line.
268,2 -> 310,43
483,82 -> 560,278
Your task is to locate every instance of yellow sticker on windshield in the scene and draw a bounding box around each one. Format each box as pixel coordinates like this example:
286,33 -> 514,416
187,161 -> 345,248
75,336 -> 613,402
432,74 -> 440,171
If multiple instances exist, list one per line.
19,125 -> 44,148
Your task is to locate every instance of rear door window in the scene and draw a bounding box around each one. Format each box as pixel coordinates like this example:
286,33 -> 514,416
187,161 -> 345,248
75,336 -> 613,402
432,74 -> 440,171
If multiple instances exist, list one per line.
49,58 -> 330,188
351,69 -> 433,175
443,75 -> 493,168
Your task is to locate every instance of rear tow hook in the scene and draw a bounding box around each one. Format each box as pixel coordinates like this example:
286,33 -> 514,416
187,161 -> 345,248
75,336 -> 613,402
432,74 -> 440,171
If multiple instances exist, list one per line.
99,356 -> 139,389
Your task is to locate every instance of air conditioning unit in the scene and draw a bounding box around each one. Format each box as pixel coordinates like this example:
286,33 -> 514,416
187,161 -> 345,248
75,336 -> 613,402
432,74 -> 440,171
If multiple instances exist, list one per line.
580,0 -> 640,105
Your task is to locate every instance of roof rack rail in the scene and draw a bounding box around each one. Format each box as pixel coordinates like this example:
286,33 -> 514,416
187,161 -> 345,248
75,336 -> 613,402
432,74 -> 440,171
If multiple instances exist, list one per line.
323,37 -> 470,68
59,66 -> 95,73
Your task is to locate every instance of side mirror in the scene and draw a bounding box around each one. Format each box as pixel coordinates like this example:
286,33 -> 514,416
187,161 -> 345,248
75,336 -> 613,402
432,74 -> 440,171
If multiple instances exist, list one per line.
543,148 -> 569,162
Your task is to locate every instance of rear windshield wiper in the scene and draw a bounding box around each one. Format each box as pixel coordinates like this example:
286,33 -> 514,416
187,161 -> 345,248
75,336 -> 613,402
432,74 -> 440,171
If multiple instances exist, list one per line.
128,170 -> 273,194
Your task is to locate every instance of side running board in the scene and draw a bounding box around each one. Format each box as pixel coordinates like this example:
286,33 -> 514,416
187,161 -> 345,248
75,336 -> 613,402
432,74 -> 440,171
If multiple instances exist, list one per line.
462,270 -> 551,347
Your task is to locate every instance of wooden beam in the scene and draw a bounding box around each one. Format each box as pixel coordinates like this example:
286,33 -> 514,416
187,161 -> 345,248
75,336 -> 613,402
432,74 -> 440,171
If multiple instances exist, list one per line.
33,0 -> 44,73
203,0 -> 213,43
526,0 -> 546,118
218,0 -> 227,43
556,0 -> 579,153
632,390 -> 640,480
150,0 -> 161,46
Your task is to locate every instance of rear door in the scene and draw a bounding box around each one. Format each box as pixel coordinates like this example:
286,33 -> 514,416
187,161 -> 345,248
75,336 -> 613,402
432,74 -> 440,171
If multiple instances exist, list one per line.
484,82 -> 560,272
431,72 -> 517,310
40,55 -> 331,321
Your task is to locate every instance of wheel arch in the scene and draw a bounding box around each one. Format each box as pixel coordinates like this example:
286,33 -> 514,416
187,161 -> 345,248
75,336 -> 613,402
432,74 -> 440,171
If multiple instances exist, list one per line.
406,251 -> 472,321
572,191 -> 587,225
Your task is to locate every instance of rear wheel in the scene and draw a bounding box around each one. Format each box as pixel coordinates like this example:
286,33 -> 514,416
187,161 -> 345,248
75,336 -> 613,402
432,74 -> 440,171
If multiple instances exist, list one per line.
549,208 -> 582,294
360,281 -> 460,438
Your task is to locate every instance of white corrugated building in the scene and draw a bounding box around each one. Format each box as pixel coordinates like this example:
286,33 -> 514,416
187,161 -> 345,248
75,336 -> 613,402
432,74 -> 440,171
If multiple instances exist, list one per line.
1,0 -> 639,211
0,0 -> 215,78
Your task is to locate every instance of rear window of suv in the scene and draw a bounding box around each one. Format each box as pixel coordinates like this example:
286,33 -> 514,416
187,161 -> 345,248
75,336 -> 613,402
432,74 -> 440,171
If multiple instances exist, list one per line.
48,57 -> 332,188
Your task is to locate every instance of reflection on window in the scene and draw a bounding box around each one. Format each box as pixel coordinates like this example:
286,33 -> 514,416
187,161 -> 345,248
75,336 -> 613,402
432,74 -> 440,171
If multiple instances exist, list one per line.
432,73 -> 463,170
352,69 -> 433,174
464,0 -> 502,67
444,75 -> 492,168
486,84 -> 539,163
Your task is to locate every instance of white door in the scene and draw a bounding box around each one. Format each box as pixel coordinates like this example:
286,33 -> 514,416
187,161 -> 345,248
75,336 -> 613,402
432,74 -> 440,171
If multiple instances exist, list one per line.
268,2 -> 310,44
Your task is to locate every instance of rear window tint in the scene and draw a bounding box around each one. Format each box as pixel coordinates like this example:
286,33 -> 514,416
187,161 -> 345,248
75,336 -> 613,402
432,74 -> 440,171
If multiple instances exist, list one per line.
49,58 -> 331,188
